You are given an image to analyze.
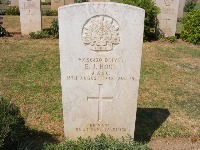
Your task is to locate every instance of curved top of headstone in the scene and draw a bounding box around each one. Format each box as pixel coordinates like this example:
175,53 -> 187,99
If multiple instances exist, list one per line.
58,2 -> 145,13
58,2 -> 145,53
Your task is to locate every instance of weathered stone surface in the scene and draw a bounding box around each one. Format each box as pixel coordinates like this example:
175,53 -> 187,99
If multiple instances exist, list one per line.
19,0 -> 42,35
59,2 -> 145,139
178,0 -> 186,18
155,0 -> 179,36
11,0 -> 19,6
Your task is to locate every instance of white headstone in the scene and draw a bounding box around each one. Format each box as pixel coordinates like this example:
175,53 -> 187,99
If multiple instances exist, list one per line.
59,2 -> 145,139
178,0 -> 186,18
155,0 -> 179,36
19,0 -> 42,35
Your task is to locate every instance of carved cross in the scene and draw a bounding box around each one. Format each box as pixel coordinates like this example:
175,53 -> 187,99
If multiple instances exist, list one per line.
87,84 -> 113,121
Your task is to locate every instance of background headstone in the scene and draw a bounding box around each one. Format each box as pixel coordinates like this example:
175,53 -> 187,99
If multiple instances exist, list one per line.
155,0 -> 180,36
178,0 -> 186,18
59,2 -> 145,139
11,0 -> 19,6
19,0 -> 42,35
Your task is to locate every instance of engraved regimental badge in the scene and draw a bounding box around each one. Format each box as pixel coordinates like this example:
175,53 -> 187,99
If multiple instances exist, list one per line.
164,0 -> 174,6
82,16 -> 120,52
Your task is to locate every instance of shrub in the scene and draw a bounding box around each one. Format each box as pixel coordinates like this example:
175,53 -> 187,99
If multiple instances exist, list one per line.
30,19 -> 59,39
181,9 -> 200,44
0,96 -> 27,149
6,6 -> 20,15
41,1 -> 51,5
42,10 -> 58,16
159,35 -> 177,43
42,134 -> 151,150
184,0 -> 197,12
29,30 -> 50,39
0,8 -> 6,15
120,0 -> 160,40
49,19 -> 59,38
0,25 -> 10,37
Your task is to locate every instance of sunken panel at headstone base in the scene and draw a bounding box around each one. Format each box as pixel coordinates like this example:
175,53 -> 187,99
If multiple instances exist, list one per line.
59,2 -> 145,139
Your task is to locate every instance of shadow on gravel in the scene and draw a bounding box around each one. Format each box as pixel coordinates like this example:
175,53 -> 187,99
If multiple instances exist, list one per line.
134,108 -> 170,143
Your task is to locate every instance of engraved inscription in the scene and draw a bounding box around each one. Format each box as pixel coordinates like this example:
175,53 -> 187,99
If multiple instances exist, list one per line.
162,8 -> 175,14
82,16 -> 120,52
22,2 -> 37,9
66,57 -> 135,81
87,84 -> 113,121
164,0 -> 174,6
76,124 -> 126,132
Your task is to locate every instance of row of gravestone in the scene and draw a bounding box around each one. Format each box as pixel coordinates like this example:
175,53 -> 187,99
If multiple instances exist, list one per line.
11,0 -> 186,17
10,0 -> 108,10
15,0 -> 185,36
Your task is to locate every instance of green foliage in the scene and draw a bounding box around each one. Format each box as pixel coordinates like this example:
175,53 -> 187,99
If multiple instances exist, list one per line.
120,0 -> 160,40
6,6 -> 20,15
49,19 -> 59,38
30,19 -> 59,39
42,134 -> 150,150
184,0 -> 197,12
159,36 -> 177,43
195,1 -> 200,9
0,24 -> 10,37
0,0 -> 8,5
0,8 -> 6,15
29,30 -> 50,39
42,10 -> 58,16
0,0 -> 8,15
181,9 -> 200,45
0,96 -> 27,149
41,1 -> 51,5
